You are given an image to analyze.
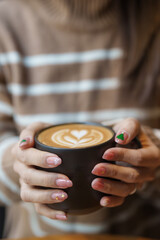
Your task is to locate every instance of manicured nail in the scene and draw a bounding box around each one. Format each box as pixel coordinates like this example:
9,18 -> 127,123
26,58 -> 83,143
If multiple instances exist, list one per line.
55,214 -> 67,221
51,192 -> 68,201
115,131 -> 129,144
100,198 -> 108,207
56,179 -> 73,188
92,179 -> 104,190
92,166 -> 106,175
102,151 -> 114,160
19,137 -> 31,148
46,156 -> 62,167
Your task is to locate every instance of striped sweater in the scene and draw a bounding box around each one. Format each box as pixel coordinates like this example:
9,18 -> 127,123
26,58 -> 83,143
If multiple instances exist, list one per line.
0,0 -> 160,238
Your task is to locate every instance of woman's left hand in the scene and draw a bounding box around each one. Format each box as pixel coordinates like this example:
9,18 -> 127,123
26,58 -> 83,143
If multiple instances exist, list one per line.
91,118 -> 160,208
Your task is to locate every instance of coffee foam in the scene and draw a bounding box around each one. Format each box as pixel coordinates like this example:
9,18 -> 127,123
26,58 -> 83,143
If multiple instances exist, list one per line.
38,124 -> 113,149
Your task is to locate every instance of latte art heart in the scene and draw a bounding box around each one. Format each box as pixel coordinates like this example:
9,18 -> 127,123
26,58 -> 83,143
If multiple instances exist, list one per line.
64,135 -> 92,145
71,130 -> 88,139
51,129 -> 104,148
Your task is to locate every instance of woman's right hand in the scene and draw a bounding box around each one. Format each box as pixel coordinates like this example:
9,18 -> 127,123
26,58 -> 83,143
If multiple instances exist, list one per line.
12,122 -> 73,221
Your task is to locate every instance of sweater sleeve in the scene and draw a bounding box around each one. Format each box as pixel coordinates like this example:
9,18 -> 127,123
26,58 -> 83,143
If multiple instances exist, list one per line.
0,67 -> 21,206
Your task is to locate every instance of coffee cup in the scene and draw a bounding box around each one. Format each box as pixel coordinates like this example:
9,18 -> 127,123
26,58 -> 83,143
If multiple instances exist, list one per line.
34,122 -> 116,215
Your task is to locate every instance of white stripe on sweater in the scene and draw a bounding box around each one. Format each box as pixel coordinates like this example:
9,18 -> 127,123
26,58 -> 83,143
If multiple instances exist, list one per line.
0,49 -> 123,67
14,107 -> 160,127
0,101 -> 13,115
0,52 -> 21,65
6,78 -> 120,96
0,136 -> 19,194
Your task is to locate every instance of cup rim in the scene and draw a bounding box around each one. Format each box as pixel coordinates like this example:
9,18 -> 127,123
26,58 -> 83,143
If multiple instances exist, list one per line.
34,122 -> 115,151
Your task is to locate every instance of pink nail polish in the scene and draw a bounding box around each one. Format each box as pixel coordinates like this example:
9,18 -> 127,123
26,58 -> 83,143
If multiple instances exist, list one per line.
19,137 -> 31,148
102,151 -> 114,160
51,192 -> 68,200
46,156 -> 62,166
56,179 -> 73,188
92,167 -> 106,175
100,198 -> 108,207
92,179 -> 104,190
115,131 -> 129,144
55,214 -> 67,220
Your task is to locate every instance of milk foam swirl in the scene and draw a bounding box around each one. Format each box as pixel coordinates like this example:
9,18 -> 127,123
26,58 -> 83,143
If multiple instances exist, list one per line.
51,129 -> 104,148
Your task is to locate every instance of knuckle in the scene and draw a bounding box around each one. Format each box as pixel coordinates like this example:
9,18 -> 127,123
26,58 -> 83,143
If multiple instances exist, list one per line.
123,184 -> 132,197
127,117 -> 140,127
23,173 -> 31,185
41,153 -> 48,167
20,188 -> 30,202
27,122 -> 47,131
105,183 -> 112,193
128,170 -> 139,182
109,167 -> 117,178
22,169 -> 32,185
118,148 -> 125,161
135,151 -> 143,166
34,150 -> 47,167
43,175 -> 54,187
19,151 -> 26,163
126,117 -> 135,123
26,123 -> 38,130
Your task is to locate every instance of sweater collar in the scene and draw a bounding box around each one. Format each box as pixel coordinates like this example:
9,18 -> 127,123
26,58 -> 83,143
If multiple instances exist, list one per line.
39,0 -> 117,32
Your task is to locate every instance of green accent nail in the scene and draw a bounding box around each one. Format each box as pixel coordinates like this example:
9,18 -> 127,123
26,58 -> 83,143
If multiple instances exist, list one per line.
117,133 -> 124,140
21,139 -> 27,143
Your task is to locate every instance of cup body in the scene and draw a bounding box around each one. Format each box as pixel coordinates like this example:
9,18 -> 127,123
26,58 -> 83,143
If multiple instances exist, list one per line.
34,122 -> 115,215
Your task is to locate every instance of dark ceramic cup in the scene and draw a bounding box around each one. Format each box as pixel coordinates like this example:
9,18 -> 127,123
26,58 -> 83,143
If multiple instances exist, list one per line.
34,122 -> 116,215
35,122 -> 141,215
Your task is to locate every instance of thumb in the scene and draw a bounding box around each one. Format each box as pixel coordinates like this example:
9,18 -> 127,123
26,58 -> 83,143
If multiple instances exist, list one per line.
19,122 -> 50,149
113,118 -> 140,145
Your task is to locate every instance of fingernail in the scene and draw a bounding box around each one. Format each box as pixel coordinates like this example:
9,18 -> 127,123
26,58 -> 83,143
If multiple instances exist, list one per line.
100,198 -> 108,207
55,214 -> 67,221
56,179 -> 73,188
51,192 -> 68,201
129,187 -> 137,195
92,179 -> 104,190
115,131 -> 129,144
92,166 -> 106,175
19,137 -> 31,148
46,156 -> 62,167
102,151 -> 114,160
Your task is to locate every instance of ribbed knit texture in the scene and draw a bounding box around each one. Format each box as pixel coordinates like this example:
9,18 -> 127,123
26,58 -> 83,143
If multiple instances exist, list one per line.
37,0 -> 117,31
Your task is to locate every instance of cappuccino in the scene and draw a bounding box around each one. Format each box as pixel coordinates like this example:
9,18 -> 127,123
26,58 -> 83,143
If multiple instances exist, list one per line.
37,123 -> 113,149
35,122 -> 115,214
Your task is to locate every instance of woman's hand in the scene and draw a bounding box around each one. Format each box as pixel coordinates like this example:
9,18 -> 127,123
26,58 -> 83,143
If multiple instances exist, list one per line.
91,118 -> 160,208
12,122 -> 73,221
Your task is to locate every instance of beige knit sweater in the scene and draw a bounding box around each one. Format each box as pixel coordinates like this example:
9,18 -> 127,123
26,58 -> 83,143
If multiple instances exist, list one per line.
0,0 -> 160,238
